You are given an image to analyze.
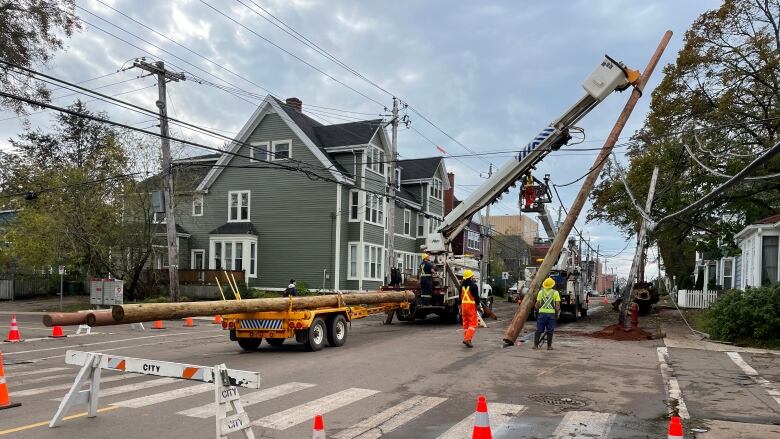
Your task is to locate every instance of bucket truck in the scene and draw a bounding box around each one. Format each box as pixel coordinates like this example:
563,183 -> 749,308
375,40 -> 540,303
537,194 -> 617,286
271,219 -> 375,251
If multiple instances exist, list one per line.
391,55 -> 639,323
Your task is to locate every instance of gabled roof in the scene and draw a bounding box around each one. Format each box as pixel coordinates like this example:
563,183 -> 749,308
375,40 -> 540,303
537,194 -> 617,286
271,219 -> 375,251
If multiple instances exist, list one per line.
210,222 -> 259,235
754,213 -> 780,224
138,164 -> 212,193
314,120 -> 384,148
397,157 -> 448,182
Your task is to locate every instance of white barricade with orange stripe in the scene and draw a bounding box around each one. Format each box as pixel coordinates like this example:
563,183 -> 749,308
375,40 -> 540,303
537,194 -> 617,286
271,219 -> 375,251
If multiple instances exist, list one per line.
51,350 -> 260,438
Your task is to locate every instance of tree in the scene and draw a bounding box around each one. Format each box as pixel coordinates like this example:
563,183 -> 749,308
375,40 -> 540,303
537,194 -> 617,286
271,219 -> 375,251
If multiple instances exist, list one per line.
589,0 -> 780,285
0,0 -> 81,113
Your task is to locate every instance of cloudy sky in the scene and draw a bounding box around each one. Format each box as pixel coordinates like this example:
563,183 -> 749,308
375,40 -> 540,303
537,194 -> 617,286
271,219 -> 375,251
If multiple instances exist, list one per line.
0,0 -> 722,277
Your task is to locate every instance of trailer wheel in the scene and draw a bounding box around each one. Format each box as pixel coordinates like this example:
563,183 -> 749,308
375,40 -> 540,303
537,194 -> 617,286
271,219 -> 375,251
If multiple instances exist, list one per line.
265,338 -> 285,347
304,317 -> 327,351
326,314 -> 348,347
237,338 -> 262,351
445,305 -> 461,324
580,306 -> 588,318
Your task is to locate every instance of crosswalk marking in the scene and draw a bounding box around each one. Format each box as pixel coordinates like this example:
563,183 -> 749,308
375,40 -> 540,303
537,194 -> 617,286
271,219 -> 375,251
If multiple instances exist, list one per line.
10,374 -> 134,397
112,382 -> 214,408
334,395 -> 447,439
727,351 -> 780,406
436,403 -> 526,439
52,377 -> 180,401
657,347 -> 690,419
177,382 -> 316,418
550,411 -> 614,438
16,373 -> 75,385
253,388 -> 380,430
7,367 -> 70,377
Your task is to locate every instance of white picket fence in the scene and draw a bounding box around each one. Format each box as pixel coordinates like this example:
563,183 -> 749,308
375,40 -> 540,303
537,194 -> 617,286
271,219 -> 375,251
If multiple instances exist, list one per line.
675,289 -> 721,309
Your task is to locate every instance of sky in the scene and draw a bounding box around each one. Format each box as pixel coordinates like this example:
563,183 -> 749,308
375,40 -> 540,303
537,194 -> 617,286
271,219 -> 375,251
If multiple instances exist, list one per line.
0,0 -> 723,277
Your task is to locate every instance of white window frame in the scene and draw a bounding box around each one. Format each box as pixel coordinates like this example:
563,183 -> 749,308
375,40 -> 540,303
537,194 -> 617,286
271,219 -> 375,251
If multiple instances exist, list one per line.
347,242 -> 359,280
271,139 -> 292,161
249,141 -> 269,163
362,243 -> 383,281
249,242 -> 257,277
192,194 -> 204,217
394,168 -> 401,189
429,177 -> 443,200
228,190 -> 250,222
152,211 -> 166,224
364,146 -> 385,176
364,193 -> 385,227
190,249 -> 205,270
467,230 -> 480,250
417,213 -> 425,237
721,257 -> 734,290
428,217 -> 442,234
209,236 -> 258,278
403,209 -> 411,236
349,190 -> 361,222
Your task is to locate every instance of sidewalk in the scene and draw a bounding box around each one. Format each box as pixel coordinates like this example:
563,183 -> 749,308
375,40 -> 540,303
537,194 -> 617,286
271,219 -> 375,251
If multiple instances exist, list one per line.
0,295 -> 92,314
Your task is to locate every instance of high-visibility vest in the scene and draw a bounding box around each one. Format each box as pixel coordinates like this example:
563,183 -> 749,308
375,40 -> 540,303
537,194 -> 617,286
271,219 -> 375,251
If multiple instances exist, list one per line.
538,288 -> 558,313
461,286 -> 475,304
419,262 -> 432,277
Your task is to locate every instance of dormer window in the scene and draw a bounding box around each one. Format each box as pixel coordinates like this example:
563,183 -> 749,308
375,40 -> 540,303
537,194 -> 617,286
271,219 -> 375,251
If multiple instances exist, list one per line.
430,177 -> 443,200
365,146 -> 385,175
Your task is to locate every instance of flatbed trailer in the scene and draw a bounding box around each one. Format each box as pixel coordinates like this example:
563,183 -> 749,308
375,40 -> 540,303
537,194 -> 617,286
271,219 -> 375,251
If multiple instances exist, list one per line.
221,300 -> 410,351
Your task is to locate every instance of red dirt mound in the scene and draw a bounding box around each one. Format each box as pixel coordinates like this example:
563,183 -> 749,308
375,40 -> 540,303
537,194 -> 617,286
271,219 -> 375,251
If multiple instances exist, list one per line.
587,324 -> 653,341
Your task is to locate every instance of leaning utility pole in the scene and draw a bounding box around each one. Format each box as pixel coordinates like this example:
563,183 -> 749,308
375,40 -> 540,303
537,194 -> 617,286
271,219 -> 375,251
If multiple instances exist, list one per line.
618,166 -> 659,326
133,59 -> 186,302
502,30 -> 672,346
386,97 -> 399,284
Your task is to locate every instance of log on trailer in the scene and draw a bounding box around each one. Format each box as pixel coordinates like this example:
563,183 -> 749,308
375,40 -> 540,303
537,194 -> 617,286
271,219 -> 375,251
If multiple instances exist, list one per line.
111,291 -> 416,325
42,310 -> 112,327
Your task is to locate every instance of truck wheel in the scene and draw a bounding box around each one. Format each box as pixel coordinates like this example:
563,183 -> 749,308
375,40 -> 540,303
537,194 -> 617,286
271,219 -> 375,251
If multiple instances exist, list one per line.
571,302 -> 579,322
265,338 -> 285,347
304,317 -> 327,351
580,306 -> 588,318
237,338 -> 262,351
395,309 -> 413,321
326,314 -> 348,347
446,306 -> 461,324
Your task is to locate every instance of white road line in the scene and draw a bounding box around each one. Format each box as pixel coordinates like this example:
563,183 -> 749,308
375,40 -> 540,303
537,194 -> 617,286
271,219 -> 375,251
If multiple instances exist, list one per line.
727,351 -> 780,406
550,411 -> 615,438
253,388 -> 380,430
657,347 -> 690,419
334,395 -> 447,439
177,382 -> 316,418
16,373 -> 74,385
10,374 -> 134,397
7,366 -> 70,377
112,382 -> 214,408
436,403 -> 527,439
2,330 -> 220,356
52,377 -> 179,401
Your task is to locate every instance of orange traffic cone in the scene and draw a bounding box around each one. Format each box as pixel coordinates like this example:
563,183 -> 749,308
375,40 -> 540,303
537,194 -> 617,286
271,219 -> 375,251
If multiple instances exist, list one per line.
472,395 -> 492,439
312,414 -> 325,438
151,320 -> 165,330
49,325 -> 65,338
4,315 -> 21,342
602,295 -> 609,304
184,317 -> 196,327
667,416 -> 683,438
212,315 -> 222,324
0,351 -> 22,410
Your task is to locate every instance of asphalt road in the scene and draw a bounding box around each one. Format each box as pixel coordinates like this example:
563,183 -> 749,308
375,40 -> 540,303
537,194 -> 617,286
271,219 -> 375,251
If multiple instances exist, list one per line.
0,301 -> 777,438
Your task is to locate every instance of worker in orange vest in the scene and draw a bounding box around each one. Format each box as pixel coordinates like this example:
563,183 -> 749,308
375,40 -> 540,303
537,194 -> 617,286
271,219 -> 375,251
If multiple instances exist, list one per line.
460,269 -> 479,348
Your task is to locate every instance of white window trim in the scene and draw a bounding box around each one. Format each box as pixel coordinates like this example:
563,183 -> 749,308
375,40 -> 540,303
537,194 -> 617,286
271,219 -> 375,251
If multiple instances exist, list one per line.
720,257 -> 735,289
249,141 -> 269,163
348,190 -> 361,223
417,213 -> 426,237
362,243 -> 384,281
208,235 -> 258,279
190,249 -> 205,269
271,139 -> 292,161
347,242 -> 359,280
429,177 -> 443,200
364,193 -> 385,227
192,194 -> 204,217
364,146 -> 386,177
403,209 -> 411,236
227,190 -> 250,222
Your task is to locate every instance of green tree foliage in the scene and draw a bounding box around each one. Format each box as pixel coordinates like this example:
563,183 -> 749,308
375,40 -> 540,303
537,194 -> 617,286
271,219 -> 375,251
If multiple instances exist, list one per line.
589,0 -> 780,285
0,0 -> 81,113
706,286 -> 780,342
0,101 -> 155,296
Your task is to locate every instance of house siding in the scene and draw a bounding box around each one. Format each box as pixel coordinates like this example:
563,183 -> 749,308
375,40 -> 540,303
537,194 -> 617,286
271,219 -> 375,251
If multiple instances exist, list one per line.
175,111 -> 338,289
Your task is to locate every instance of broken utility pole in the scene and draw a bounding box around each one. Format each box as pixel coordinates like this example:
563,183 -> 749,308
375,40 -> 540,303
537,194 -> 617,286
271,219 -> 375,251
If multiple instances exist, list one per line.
502,30 -> 673,346
618,166 -> 659,327
133,59 -> 186,302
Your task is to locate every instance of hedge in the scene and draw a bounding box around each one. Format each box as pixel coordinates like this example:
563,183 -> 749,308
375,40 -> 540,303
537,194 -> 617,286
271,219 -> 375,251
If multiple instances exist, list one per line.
706,285 -> 780,342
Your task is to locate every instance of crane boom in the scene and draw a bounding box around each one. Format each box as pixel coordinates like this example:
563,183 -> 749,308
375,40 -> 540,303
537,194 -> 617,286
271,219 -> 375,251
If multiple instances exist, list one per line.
538,205 -> 558,239
424,55 -> 638,253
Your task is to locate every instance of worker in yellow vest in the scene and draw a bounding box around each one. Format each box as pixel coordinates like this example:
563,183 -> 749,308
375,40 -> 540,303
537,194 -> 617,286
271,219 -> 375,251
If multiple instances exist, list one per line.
534,277 -> 561,350
460,269 -> 479,348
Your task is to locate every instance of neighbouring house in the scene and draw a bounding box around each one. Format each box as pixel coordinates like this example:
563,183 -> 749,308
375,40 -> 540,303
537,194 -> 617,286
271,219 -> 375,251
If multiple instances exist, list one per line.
150,96 -> 449,291
443,172 -> 483,258
734,213 -> 780,289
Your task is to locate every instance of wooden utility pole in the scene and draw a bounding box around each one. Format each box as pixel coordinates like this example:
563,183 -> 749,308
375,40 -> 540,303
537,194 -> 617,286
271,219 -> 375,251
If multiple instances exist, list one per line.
133,59 -> 186,302
481,164 -> 493,285
386,97 -> 399,284
502,30 -> 672,345
618,166 -> 659,326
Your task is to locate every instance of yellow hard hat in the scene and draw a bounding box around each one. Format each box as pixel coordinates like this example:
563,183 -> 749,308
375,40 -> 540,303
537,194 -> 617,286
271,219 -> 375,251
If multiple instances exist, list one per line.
421,253 -> 429,260
543,277 -> 555,289
462,269 -> 474,280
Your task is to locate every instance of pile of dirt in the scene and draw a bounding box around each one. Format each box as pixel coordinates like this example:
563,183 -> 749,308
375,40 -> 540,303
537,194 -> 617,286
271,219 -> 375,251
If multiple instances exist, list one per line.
586,324 -> 653,341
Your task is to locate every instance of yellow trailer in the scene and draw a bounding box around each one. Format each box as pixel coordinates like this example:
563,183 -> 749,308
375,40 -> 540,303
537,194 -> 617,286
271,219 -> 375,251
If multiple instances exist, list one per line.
221,301 -> 409,351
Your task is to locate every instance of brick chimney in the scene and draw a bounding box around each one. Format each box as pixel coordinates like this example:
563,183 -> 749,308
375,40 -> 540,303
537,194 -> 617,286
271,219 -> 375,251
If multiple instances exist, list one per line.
445,172 -> 455,215
285,97 -> 302,112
